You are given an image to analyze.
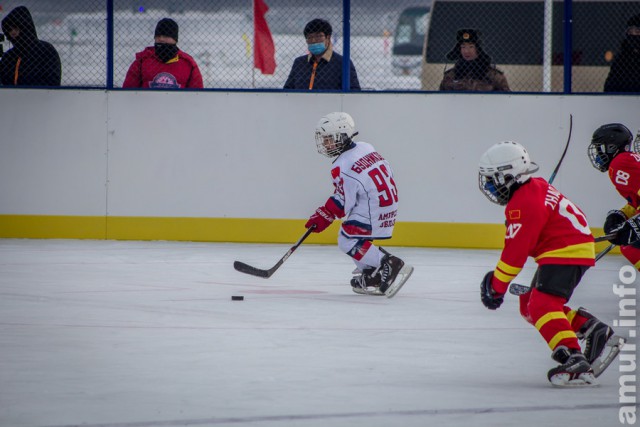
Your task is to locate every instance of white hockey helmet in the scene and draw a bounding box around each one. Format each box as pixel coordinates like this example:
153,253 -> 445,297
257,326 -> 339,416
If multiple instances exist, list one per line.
315,112 -> 358,158
478,141 -> 539,205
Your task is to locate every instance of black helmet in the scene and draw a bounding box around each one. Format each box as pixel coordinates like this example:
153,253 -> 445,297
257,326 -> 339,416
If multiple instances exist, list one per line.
588,123 -> 633,172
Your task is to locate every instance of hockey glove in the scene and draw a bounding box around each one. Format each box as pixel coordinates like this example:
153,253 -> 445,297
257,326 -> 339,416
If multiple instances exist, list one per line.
603,209 -> 627,236
611,216 -> 640,247
480,270 -> 504,310
305,199 -> 343,233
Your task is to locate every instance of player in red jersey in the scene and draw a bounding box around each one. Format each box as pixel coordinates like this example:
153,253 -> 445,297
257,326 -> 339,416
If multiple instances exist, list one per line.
588,123 -> 640,270
478,141 -> 619,386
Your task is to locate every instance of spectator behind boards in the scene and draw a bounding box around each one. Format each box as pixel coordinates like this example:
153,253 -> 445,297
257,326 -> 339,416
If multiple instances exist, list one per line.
0,6 -> 61,86
122,18 -> 203,89
284,19 -> 360,91
439,29 -> 510,92
604,14 -> 640,93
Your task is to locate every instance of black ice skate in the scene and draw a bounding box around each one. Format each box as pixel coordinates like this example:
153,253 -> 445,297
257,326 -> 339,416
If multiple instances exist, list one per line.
547,346 -> 597,387
351,267 -> 384,296
378,249 -> 413,299
577,308 -> 626,378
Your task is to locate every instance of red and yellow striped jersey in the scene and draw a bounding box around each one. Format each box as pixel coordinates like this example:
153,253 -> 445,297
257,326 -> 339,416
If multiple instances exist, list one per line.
608,152 -> 640,217
492,177 -> 595,294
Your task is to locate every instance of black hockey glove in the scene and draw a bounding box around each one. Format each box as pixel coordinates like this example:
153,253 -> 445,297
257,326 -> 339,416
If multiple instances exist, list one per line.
611,216 -> 640,247
603,210 -> 627,236
480,270 -> 504,310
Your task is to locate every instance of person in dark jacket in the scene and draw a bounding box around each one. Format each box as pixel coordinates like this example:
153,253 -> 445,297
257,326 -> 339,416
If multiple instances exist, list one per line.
0,6 -> 61,86
439,29 -> 509,92
284,19 -> 360,91
604,14 -> 640,93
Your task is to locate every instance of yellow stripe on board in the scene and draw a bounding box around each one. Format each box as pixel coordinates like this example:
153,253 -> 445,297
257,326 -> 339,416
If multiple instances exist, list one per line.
0,215 -> 621,253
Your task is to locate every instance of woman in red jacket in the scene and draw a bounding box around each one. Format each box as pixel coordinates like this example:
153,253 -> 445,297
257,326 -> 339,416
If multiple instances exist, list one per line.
123,18 -> 203,89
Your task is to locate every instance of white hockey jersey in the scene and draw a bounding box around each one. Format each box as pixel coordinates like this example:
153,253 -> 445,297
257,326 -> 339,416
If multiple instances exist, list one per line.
329,141 -> 398,239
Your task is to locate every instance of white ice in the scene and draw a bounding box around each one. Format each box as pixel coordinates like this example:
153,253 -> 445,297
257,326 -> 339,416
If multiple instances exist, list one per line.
0,239 -> 636,427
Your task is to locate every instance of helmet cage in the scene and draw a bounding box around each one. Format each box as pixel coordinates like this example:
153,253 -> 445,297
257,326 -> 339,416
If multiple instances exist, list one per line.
478,170 -> 516,206
588,123 -> 634,172
587,142 -> 618,172
315,131 -> 351,158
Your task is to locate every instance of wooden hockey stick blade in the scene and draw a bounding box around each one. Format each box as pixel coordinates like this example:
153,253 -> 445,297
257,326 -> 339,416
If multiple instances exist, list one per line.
508,283 -> 531,296
233,261 -> 273,278
233,225 -> 316,279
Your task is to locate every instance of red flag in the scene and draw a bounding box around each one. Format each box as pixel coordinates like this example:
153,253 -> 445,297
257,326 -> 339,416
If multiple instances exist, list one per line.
254,0 -> 276,74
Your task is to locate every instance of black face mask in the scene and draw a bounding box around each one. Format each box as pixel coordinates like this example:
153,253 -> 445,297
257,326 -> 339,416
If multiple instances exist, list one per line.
154,43 -> 179,63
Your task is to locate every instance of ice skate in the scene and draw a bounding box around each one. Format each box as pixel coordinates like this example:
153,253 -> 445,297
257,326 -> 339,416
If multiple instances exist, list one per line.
577,309 -> 626,378
547,346 -> 598,387
350,267 -> 384,296
378,250 -> 413,299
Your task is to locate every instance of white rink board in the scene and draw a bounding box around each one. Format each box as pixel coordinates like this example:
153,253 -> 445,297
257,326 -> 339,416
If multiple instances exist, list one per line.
0,89 -> 639,225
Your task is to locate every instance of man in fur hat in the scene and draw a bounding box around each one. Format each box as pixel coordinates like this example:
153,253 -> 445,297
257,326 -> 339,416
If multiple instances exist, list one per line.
439,29 -> 510,92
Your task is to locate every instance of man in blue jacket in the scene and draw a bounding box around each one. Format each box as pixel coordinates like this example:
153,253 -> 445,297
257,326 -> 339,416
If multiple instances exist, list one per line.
284,19 -> 360,91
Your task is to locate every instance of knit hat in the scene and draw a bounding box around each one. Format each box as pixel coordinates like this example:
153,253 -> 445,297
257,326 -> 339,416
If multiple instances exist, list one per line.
446,28 -> 484,60
304,18 -> 332,37
155,18 -> 178,42
627,13 -> 640,28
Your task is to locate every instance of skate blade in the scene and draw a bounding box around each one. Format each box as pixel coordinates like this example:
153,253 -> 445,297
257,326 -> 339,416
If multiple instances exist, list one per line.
550,373 -> 599,388
592,335 -> 626,378
351,286 -> 384,296
384,264 -> 414,299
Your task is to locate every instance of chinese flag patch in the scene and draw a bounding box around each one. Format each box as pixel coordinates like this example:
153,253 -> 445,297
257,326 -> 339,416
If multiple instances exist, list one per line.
508,210 -> 521,220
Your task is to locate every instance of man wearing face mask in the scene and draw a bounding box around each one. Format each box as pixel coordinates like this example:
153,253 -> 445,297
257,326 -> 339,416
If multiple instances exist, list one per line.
604,14 -> 640,93
122,18 -> 203,89
284,18 -> 360,90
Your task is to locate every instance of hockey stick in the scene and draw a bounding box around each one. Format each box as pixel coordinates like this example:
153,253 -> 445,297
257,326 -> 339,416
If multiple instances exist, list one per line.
233,225 -> 316,278
594,234 -> 615,243
548,114 -> 573,185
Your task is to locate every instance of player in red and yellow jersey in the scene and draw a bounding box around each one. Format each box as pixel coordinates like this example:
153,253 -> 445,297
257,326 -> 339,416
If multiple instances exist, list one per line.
588,123 -> 640,270
478,141 -> 617,386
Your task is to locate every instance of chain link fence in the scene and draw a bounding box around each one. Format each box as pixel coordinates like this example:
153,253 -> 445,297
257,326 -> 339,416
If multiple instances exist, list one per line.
0,0 -> 638,92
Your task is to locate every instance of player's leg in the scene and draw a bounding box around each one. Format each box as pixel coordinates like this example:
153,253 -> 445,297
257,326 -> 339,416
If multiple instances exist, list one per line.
337,234 -> 412,297
338,234 -> 384,295
526,265 -> 596,386
620,245 -> 640,271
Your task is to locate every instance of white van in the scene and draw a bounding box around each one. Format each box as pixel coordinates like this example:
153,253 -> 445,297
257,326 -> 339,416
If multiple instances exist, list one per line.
391,6 -> 430,76
421,0 -> 638,92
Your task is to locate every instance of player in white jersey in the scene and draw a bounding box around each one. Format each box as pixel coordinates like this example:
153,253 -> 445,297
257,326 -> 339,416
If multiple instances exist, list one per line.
305,112 -> 413,298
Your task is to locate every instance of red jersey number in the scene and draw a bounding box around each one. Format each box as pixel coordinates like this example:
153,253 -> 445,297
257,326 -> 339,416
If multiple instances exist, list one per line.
368,165 -> 398,207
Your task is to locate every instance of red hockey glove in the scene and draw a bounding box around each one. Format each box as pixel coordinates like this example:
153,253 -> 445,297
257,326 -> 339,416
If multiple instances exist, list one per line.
305,198 -> 343,233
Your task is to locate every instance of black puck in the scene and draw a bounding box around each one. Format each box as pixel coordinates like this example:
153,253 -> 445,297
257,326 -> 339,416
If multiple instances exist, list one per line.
231,296 -> 244,301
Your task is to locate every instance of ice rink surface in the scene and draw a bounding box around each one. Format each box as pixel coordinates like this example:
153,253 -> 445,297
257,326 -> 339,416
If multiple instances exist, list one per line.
0,238 -> 637,427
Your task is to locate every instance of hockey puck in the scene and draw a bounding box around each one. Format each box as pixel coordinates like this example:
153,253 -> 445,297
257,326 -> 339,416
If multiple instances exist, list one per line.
231,296 -> 244,301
